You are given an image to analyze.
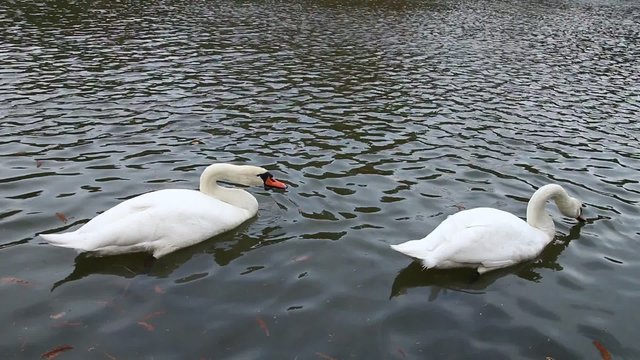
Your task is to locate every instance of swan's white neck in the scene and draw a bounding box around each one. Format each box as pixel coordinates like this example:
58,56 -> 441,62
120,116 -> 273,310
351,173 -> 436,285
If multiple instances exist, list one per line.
526,184 -> 572,239
199,164 -> 259,215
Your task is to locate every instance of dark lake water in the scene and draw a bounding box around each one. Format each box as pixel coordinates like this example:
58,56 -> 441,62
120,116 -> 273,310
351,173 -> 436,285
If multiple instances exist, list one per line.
1,0 -> 639,359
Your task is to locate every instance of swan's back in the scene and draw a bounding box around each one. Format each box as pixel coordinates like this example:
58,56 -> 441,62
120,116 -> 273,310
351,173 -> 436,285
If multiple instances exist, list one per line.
79,189 -> 247,232
41,189 -> 253,257
391,207 -> 550,272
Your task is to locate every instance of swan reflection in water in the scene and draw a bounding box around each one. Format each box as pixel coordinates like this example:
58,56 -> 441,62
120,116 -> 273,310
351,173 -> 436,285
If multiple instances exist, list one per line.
390,220 -> 587,300
51,221 -> 292,291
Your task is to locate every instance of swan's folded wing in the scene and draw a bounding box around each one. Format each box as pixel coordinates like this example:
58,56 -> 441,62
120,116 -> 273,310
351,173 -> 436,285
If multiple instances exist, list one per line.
54,202 -> 248,254
448,218 -> 545,265
390,214 -> 478,266
77,193 -> 159,234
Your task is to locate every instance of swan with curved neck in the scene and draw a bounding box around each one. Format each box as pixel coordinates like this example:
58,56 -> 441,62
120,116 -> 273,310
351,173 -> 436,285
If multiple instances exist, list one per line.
390,184 -> 585,274
40,163 -> 287,258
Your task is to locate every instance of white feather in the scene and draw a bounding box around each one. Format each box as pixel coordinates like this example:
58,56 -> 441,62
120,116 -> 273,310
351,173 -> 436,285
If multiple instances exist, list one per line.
390,184 -> 583,274
40,163 -> 278,258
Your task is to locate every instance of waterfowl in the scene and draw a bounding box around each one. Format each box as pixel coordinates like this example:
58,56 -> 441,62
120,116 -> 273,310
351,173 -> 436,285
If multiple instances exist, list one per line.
40,163 -> 287,258
390,184 -> 585,274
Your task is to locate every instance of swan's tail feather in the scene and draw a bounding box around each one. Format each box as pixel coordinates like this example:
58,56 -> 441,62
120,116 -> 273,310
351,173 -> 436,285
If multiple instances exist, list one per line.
390,240 -> 436,268
40,232 -> 91,252
390,243 -> 410,254
390,240 -> 427,258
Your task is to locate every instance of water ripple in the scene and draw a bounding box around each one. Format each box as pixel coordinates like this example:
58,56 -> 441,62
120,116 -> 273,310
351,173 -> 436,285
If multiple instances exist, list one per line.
1,0 -> 639,359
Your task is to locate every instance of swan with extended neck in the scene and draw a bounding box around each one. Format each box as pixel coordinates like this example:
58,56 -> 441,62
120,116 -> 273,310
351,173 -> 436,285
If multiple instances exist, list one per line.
390,184 -> 585,274
40,163 -> 287,258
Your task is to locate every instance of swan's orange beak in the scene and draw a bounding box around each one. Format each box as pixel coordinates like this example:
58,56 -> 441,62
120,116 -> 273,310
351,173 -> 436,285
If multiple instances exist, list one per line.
264,176 -> 287,190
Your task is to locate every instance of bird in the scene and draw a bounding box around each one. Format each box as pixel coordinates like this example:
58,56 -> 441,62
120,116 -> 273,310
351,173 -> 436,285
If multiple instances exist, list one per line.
390,184 -> 585,274
40,163 -> 287,258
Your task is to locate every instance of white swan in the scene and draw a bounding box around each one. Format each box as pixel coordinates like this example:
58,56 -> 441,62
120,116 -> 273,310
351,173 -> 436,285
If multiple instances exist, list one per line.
390,184 -> 585,274
40,163 -> 287,258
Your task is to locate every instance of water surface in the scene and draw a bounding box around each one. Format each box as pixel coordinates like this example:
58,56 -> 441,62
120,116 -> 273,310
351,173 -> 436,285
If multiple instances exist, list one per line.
1,0 -> 639,359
